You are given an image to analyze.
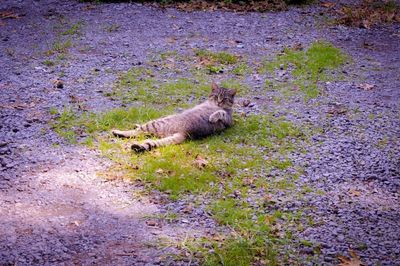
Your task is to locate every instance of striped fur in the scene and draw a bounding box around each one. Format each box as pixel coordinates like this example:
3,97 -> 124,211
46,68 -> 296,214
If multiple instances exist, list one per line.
112,82 -> 236,152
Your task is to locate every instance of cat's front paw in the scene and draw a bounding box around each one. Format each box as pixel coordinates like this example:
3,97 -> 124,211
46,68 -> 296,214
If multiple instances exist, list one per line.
209,114 -> 219,123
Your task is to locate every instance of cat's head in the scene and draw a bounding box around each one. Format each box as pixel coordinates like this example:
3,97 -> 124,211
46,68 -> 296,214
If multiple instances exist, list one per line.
209,82 -> 236,108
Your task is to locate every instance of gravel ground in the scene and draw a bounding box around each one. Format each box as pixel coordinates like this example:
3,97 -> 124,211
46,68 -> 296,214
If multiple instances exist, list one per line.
0,0 -> 399,265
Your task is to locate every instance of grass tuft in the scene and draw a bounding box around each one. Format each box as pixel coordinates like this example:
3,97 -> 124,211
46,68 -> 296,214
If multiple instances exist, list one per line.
194,49 -> 239,65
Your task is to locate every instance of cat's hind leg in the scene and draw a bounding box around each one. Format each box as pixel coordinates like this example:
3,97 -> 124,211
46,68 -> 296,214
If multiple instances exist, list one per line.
131,133 -> 185,153
112,124 -> 142,138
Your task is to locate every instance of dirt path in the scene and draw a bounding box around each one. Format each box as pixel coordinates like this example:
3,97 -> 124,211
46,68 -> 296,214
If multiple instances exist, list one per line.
1,0 -> 399,265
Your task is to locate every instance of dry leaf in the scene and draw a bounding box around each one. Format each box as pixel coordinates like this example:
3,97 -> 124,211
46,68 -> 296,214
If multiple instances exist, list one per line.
182,204 -> 193,214
82,5 -> 96,11
292,85 -> 300,91
321,2 -> 336,8
166,37 -> 177,44
263,195 -> 274,203
360,19 -> 371,29
338,250 -> 363,266
242,177 -> 254,186
349,189 -> 361,197
237,98 -> 251,107
0,11 -> 20,19
53,79 -> 64,89
264,215 -> 273,225
212,235 -> 225,242
327,104 -> 347,115
146,220 -> 157,227
193,155 -> 208,169
357,83 -> 375,91
292,43 -> 304,51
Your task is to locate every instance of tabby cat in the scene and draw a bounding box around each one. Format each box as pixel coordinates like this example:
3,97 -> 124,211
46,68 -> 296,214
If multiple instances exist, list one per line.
112,82 -> 236,152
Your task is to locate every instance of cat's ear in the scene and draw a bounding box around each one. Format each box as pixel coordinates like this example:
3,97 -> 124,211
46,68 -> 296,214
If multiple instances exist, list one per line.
211,82 -> 219,92
228,89 -> 237,96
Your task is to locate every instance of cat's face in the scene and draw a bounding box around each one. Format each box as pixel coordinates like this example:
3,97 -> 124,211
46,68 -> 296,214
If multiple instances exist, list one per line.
209,83 -> 236,108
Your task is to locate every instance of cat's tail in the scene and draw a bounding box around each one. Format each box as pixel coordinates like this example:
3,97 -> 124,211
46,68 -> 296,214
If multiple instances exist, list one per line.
131,133 -> 186,153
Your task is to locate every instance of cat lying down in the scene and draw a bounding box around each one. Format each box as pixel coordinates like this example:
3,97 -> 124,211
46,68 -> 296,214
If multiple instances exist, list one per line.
112,82 -> 236,153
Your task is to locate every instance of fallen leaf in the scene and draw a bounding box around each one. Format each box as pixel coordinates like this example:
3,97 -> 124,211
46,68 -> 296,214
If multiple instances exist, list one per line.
166,37 -> 177,44
237,98 -> 251,107
193,155 -> 208,169
72,220 -> 81,226
212,235 -> 225,242
263,195 -> 274,203
292,43 -> 304,51
360,19 -> 371,29
0,11 -> 20,19
146,220 -> 157,227
216,170 -> 232,178
81,5 -> 96,11
264,215 -> 273,225
321,2 -> 336,8
182,204 -> 193,213
292,85 -> 300,91
338,250 -> 363,266
357,83 -> 375,91
349,189 -> 361,197
242,177 -> 254,186
226,39 -> 242,46
363,41 -> 374,49
53,79 -> 64,89
327,103 -> 347,115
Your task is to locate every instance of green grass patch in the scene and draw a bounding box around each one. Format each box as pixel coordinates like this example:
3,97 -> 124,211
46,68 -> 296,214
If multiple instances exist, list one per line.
192,49 -> 245,76
260,40 -> 348,99
50,48 -> 321,264
50,106 -> 169,143
205,237 -> 257,266
194,49 -> 238,65
50,101 -> 309,264
110,68 -> 211,106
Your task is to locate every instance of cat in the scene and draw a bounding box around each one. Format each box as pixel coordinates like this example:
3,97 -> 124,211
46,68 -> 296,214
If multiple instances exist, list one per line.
112,82 -> 236,153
